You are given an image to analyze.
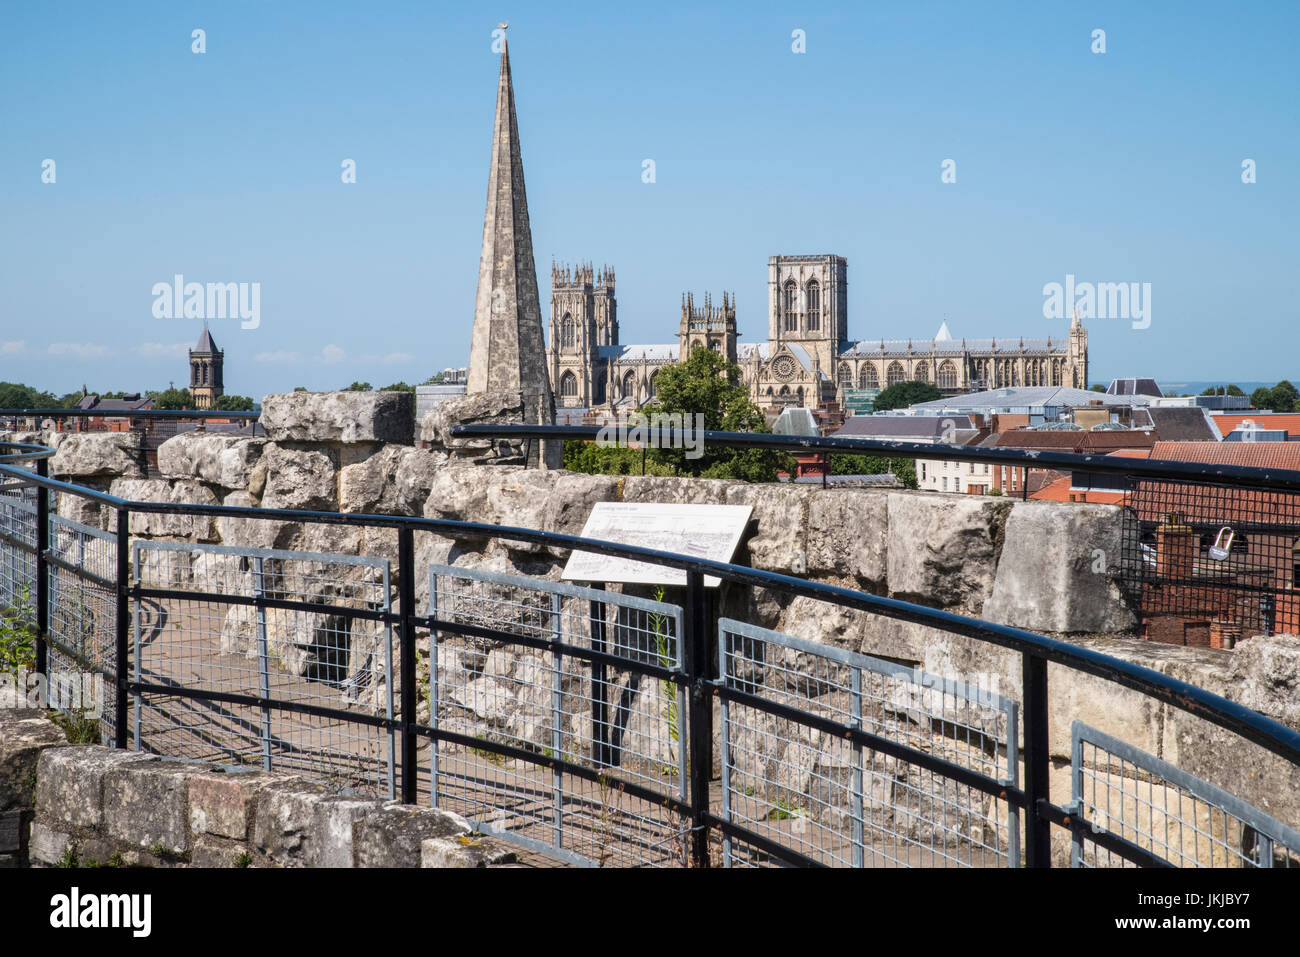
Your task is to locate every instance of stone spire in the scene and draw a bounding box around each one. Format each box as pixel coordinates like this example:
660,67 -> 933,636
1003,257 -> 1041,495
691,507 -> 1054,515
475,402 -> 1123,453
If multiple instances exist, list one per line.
465,33 -> 559,466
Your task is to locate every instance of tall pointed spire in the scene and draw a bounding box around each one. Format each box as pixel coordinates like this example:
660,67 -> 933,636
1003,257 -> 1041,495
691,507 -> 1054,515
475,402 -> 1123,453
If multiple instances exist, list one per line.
466,32 -> 558,464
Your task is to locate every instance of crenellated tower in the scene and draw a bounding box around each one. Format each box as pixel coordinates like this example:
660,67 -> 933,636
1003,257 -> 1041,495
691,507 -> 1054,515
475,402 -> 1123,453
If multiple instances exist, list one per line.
548,260 -> 617,407
677,291 -> 737,363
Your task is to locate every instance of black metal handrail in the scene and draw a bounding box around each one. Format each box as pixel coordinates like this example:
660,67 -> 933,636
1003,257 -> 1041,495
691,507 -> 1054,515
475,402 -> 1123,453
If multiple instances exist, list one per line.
0,408 -> 259,421
452,423 -> 1300,491
3,437 -> 1300,868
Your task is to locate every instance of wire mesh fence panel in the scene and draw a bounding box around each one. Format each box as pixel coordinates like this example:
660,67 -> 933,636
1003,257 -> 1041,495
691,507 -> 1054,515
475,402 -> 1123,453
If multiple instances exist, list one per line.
46,513 -> 118,743
428,564 -> 689,866
133,540 -> 395,798
1071,722 -> 1300,868
0,480 -> 37,614
1117,477 -> 1300,643
718,618 -> 1019,868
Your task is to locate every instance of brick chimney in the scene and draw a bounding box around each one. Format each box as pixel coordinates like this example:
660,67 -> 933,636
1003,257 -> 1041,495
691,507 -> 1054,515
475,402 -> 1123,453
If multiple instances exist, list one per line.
1156,511 -> 1196,581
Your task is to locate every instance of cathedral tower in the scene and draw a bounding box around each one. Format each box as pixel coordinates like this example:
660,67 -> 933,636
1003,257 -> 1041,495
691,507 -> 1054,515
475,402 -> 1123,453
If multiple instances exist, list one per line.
677,291 -> 737,363
768,255 -> 848,377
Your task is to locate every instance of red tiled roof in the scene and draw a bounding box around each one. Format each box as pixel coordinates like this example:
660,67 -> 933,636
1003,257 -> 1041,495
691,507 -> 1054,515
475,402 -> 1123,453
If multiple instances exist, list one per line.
1147,441 -> 1300,471
1210,413 -> 1300,438
1030,476 -> 1128,505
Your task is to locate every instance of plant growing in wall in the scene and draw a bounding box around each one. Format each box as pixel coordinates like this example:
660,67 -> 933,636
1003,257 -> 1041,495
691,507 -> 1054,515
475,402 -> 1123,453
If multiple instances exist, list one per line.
0,585 -> 37,681
649,587 -> 679,775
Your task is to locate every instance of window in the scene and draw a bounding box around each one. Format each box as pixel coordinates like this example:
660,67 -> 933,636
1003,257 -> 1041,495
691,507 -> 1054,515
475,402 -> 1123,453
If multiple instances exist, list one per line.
886,361 -> 905,386
622,370 -> 636,398
806,280 -> 820,331
838,362 -> 852,389
648,371 -> 658,398
560,371 -> 578,397
561,314 -> 574,349
783,280 -> 798,332
914,361 -> 929,383
859,365 -> 879,390
942,476 -> 948,490
937,361 -> 958,390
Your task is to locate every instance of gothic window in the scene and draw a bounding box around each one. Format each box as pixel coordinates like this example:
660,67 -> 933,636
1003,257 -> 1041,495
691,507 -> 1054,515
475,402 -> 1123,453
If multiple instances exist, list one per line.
806,280 -> 820,332
561,314 -> 574,349
648,370 -> 658,398
796,386 -> 805,405
560,371 -> 578,397
783,280 -> 798,333
886,361 -> 905,386
622,370 -> 636,399
838,362 -> 852,389
779,385 -> 790,396
710,340 -> 721,352
914,361 -> 929,383
937,360 -> 958,390
1051,358 -> 1062,386
594,372 -> 607,405
859,365 -> 879,390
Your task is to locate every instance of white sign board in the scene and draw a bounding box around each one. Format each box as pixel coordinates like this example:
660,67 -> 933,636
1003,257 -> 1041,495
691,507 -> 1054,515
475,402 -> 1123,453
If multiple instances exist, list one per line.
562,502 -> 753,588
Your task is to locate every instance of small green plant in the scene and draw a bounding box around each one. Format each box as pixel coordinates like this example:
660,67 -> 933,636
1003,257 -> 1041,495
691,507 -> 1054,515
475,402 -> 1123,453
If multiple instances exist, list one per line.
768,798 -> 804,822
56,846 -> 79,868
469,743 -> 508,767
649,587 -> 679,775
233,851 -> 252,868
0,585 -> 37,680
147,842 -> 183,863
50,708 -> 101,744
106,851 -> 125,868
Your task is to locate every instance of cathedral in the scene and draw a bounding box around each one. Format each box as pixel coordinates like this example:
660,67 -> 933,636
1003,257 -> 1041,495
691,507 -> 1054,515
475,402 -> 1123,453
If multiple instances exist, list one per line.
545,254 -> 1089,413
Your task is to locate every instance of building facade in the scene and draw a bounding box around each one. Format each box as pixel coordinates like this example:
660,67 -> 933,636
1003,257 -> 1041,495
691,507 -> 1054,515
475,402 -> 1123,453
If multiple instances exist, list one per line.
544,254 -> 1089,413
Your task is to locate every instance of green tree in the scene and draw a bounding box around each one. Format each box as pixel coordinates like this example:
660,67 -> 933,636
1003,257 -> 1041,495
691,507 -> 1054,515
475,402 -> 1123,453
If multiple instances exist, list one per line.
872,381 -> 942,412
830,453 -> 917,489
642,347 -> 793,481
213,394 -> 255,411
154,388 -> 192,410
343,381 -> 372,392
378,381 -> 415,394
0,382 -> 58,408
293,386 -> 309,392
1226,384 -> 1246,397
1252,382 -> 1299,413
1089,384 -> 1107,393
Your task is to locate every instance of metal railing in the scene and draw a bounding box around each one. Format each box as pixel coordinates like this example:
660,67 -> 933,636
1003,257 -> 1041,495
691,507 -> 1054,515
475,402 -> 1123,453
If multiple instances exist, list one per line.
3,434 -> 1300,868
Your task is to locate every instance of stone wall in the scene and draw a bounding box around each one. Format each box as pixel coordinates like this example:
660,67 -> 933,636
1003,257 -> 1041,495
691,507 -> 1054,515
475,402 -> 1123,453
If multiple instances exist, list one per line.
0,710 -> 509,868
9,392 -> 1300,864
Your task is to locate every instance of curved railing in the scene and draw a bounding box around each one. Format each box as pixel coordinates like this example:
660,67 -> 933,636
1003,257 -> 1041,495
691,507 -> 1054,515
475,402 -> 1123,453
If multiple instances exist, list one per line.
3,436 -> 1299,868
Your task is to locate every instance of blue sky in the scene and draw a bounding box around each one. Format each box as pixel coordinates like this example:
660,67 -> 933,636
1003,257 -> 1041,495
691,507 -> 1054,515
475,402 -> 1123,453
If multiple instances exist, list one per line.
1,1 -> 1297,399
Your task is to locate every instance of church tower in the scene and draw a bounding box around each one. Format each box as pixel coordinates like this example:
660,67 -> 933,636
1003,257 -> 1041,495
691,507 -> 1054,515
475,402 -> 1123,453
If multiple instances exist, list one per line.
189,327 -> 223,410
768,255 -> 848,378
465,31 -> 560,466
677,291 -> 737,363
1068,310 -> 1089,389
549,262 -> 616,407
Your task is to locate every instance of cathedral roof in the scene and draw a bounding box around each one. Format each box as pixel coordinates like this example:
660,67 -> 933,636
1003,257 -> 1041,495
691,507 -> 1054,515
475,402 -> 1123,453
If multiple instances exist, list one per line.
840,336 -> 1064,357
597,344 -> 679,363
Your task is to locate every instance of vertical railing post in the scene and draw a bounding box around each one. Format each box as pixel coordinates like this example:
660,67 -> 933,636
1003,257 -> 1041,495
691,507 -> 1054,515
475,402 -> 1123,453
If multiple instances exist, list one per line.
254,557 -> 272,771
684,569 -> 712,868
113,506 -> 129,750
33,458 -> 49,694
397,525 -> 418,804
1022,652 -> 1051,867
589,584 -> 608,767
850,665 -> 864,868
550,592 -> 563,849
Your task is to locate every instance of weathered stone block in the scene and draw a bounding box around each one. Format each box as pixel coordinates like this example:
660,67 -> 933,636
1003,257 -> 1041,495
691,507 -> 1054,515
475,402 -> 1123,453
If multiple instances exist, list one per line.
188,770 -> 276,840
419,391 -> 523,454
257,444 -> 338,511
806,490 -> 888,588
48,433 -> 144,479
261,391 -> 414,445
725,483 -> 811,575
102,760 -> 193,854
28,822 -> 71,866
621,475 -> 736,504
156,433 -> 266,489
886,492 -> 1010,611
0,711 -> 67,811
251,781 -> 327,866
421,834 -> 515,867
35,746 -> 151,829
110,478 -> 220,540
351,804 -> 471,867
983,502 -> 1136,634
